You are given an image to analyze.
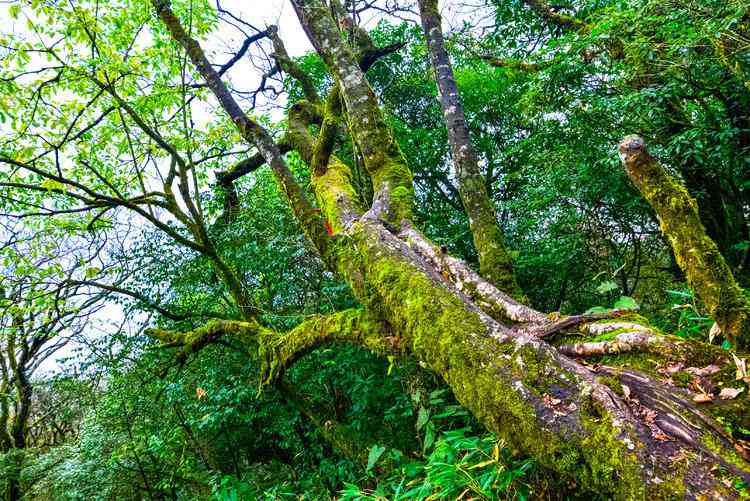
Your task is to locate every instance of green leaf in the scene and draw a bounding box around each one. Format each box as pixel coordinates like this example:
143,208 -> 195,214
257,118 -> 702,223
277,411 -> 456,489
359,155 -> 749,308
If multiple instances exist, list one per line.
366,444 -> 386,472
596,280 -> 619,294
423,422 -> 436,452
416,406 -> 429,431
583,306 -> 610,315
613,296 -> 639,311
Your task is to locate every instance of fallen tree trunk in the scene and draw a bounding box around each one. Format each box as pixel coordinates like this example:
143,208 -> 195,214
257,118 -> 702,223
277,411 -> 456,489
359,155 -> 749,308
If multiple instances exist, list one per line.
153,1 -> 750,497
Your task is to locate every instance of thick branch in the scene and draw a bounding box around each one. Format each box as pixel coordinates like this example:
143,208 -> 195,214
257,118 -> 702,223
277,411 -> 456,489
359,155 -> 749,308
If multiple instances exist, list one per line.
145,319 -> 260,363
215,138 -> 293,185
257,308 -> 392,387
619,136 -> 750,346
213,39 -> 403,184
332,214 -> 749,497
558,328 -> 671,357
291,0 -> 414,224
399,222 -> 545,326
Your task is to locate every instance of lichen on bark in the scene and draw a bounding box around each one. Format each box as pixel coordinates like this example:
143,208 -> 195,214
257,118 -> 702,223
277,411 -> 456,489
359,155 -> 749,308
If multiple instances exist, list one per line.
291,0 -> 414,224
154,3 -> 750,496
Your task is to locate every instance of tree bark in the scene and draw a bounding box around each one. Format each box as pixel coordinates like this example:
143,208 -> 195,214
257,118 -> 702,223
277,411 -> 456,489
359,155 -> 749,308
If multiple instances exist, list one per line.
619,135 -> 750,347
417,0 -> 523,299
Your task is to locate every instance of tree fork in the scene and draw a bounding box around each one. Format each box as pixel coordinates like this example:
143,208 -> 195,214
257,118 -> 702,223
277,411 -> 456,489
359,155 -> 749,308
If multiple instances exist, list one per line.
290,0 -> 414,225
155,2 -> 750,496
330,216 -> 750,498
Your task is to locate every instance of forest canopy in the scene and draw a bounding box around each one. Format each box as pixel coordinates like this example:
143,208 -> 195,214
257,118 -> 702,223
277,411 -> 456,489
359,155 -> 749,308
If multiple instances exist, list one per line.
1,0 -> 750,499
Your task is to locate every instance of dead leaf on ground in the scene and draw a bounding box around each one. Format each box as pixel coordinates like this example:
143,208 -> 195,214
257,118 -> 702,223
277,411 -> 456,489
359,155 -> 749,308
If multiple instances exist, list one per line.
686,364 -> 721,377
718,387 -> 744,400
709,322 -> 721,343
542,394 -> 576,416
657,361 -> 684,376
733,353 -> 750,384
689,376 -> 715,396
734,440 -> 750,461
692,393 -> 713,403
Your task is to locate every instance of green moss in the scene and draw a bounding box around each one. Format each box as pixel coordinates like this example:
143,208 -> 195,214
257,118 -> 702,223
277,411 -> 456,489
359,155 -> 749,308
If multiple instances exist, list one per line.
597,375 -> 624,396
311,157 -> 360,235
369,159 -> 414,224
702,432 -> 749,473
589,352 -> 661,377
578,409 -> 645,497
589,327 -> 641,343
257,309 -> 389,388
671,371 -> 693,387
330,219 -> 655,497
622,143 -> 750,347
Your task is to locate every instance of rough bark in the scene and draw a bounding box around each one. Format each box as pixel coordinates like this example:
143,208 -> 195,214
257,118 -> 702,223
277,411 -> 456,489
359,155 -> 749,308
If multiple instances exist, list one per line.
619,135 -> 750,347
417,0 -> 523,299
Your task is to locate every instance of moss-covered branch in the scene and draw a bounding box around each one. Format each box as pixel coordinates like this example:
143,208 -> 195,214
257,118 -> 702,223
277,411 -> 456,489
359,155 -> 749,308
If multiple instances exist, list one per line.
619,135 -> 750,347
257,309 -> 393,387
520,0 -> 589,31
290,0 -> 414,224
145,308 -> 392,388
269,26 -> 321,106
325,214 -> 749,497
399,222 -> 545,326
145,319 -> 262,363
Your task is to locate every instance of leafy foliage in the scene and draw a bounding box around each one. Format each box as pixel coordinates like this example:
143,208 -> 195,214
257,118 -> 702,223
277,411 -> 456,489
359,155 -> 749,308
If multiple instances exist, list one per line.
0,0 -> 748,498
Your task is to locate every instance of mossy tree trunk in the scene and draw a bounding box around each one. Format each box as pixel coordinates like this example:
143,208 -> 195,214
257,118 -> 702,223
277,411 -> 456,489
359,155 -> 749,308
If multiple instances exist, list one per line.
154,1 -> 750,497
619,135 -> 750,347
417,0 -> 523,300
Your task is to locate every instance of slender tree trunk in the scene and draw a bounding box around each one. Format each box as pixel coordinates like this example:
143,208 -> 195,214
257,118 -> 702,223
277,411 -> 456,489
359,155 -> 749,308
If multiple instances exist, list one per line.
417,0 -> 523,299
